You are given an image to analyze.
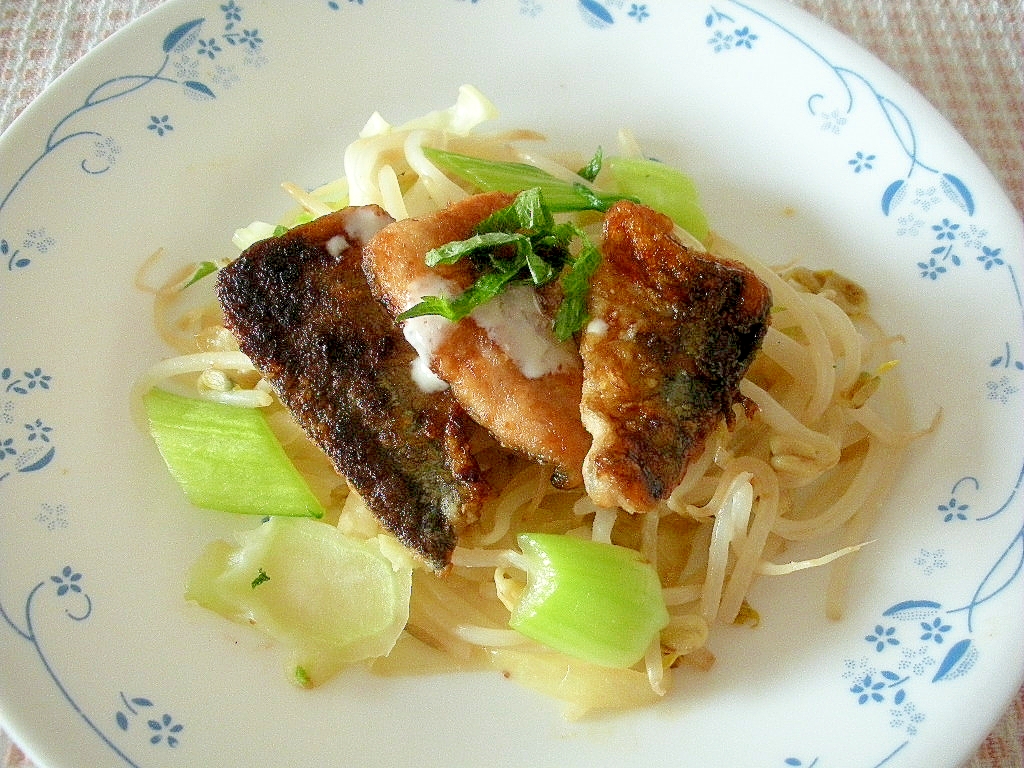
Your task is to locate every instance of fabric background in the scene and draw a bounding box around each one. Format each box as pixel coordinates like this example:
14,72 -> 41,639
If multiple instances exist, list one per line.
0,1 -> 1021,766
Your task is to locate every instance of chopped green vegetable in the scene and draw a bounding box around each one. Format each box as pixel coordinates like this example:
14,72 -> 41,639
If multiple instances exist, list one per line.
251,568 -> 270,589
143,388 -> 324,518
509,533 -> 669,669
576,146 -> 604,183
182,261 -> 218,289
405,150 -> 713,337
294,666 -> 312,688
186,517 -> 413,686
232,220 -> 280,250
423,147 -> 631,212
607,156 -> 710,243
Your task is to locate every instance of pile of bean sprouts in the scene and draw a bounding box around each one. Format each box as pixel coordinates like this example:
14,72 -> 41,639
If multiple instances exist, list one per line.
134,87 -> 924,717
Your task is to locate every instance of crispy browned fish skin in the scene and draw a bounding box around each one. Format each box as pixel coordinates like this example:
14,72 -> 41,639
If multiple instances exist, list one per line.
216,206 -> 490,571
581,201 -> 772,513
364,191 -> 592,489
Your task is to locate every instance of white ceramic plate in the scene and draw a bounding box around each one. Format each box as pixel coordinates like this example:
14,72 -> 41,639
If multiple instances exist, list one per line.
1,2 -> 1021,766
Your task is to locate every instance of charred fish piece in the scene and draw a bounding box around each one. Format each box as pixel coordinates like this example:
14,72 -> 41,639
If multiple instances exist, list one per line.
580,201 -> 772,514
217,205 -> 491,571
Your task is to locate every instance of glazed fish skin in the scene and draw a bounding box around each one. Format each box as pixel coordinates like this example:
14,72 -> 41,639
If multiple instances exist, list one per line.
216,205 -> 490,571
581,200 -> 772,513
363,191 -> 592,489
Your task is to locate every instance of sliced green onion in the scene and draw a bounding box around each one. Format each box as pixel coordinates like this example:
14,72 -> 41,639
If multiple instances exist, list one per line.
423,147 -> 631,212
143,387 -> 324,518
607,156 -> 710,243
509,533 -> 669,668
186,517 -> 412,686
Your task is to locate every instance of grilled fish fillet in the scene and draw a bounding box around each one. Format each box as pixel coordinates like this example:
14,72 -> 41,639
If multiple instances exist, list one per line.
217,205 -> 490,571
363,191 -> 592,489
580,201 -> 772,513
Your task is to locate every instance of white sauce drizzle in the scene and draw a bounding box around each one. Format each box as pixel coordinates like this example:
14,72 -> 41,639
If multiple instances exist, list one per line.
470,285 -> 577,379
345,206 -> 394,245
401,275 -> 460,393
403,315 -> 452,393
399,278 -> 577,392
586,317 -> 609,337
325,235 -> 349,258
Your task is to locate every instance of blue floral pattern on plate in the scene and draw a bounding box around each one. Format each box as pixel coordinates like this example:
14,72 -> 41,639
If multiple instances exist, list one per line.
324,0 -> 657,25
699,2 -> 1023,765
0,563 -> 185,766
0,4 -> 269,763
1,358 -> 182,765
0,2 -> 266,274
0,366 -> 55,483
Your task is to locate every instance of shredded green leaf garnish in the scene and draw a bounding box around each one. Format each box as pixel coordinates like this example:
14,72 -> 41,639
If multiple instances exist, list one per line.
398,258 -> 527,324
553,240 -> 601,342
476,185 -> 555,234
182,261 -> 219,289
251,568 -> 270,589
425,231 -> 533,269
396,188 -> 600,340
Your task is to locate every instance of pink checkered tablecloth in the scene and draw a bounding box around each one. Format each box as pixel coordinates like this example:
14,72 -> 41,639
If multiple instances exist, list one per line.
0,1 -> 1021,767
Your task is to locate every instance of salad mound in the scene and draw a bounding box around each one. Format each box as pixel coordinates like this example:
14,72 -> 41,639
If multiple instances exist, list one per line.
137,87 -> 916,717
